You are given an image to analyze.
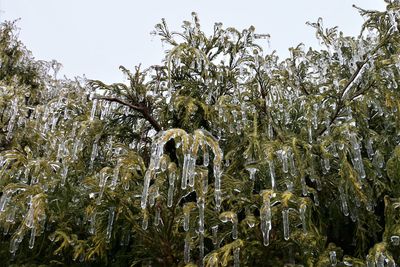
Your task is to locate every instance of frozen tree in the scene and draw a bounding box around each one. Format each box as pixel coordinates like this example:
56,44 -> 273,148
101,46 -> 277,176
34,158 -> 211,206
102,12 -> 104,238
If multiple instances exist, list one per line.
0,1 -> 400,266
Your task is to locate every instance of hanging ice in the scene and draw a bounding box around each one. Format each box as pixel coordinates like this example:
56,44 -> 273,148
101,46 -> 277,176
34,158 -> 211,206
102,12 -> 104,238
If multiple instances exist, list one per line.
199,232 -> 204,267
282,209 -> 290,240
106,207 -> 115,243
212,225 -> 218,245
6,98 -> 18,140
260,193 -> 272,246
233,247 -> 240,267
90,99 -> 98,121
246,167 -> 258,180
299,204 -> 307,234
268,160 -> 276,190
29,227 -> 36,249
142,210 -> 149,230
197,197 -> 205,233
338,186 -> 349,216
329,251 -> 337,266
154,207 -> 161,226
220,211 -> 238,239
184,233 -> 191,263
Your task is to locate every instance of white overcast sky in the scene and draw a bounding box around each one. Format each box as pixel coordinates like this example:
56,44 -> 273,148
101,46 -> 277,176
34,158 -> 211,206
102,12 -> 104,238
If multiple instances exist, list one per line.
1,0 -> 387,83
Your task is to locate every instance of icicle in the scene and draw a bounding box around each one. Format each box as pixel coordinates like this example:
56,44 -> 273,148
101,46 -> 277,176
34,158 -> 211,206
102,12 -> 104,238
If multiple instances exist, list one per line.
214,163 -> 222,191
203,148 -> 209,167
148,185 -> 159,207
0,190 -> 11,212
154,206 -> 161,226
167,182 -> 174,208
312,104 -> 318,129
365,139 -> 375,160
246,167 -> 257,180
288,150 -> 296,176
90,134 -> 101,169
201,170 -> 208,194
282,209 -> 290,240
299,204 -> 307,234
142,210 -> 149,230
6,98 -> 18,140
188,155 -> 196,187
214,163 -> 222,210
329,251 -> 337,266
234,247 -> 240,267
308,124 -> 313,143
199,232 -> 205,267
6,207 -> 16,224
181,154 -> 190,189
90,99 -> 98,121
60,164 -> 68,186
338,186 -> 349,216
72,138 -> 81,161
29,227 -> 36,249
390,235 -> 400,246
268,160 -> 276,190
97,172 -> 108,205
267,123 -> 274,139
324,112 -> 331,134
9,232 -> 24,254
110,162 -> 121,190
301,176 -> 308,196
89,212 -> 96,234
197,197 -> 205,233
220,212 -> 238,239
260,197 -> 272,246
184,233 -> 191,264
183,208 -> 190,231
212,225 -> 218,245
106,207 -> 115,243
324,157 -> 330,172
141,169 -> 153,209
281,150 -> 288,173
25,200 -> 35,229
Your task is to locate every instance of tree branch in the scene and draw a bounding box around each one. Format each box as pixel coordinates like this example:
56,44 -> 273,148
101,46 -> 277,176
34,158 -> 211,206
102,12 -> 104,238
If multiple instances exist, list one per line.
95,96 -> 162,132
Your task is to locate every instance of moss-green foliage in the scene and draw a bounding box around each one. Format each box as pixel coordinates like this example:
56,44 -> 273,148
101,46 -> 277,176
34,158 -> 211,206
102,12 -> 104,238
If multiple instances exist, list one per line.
1,2 -> 400,266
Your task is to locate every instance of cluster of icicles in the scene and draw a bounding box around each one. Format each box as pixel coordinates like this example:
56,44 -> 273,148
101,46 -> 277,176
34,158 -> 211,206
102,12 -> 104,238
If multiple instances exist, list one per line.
0,82 -> 128,256
139,129 -> 310,266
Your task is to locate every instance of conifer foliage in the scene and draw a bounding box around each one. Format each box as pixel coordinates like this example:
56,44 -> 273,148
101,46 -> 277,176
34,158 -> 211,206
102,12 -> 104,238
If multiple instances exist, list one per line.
1,1 -> 400,266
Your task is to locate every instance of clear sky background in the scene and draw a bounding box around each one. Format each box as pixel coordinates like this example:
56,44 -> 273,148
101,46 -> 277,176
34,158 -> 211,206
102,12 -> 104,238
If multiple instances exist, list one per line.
1,0 -> 387,84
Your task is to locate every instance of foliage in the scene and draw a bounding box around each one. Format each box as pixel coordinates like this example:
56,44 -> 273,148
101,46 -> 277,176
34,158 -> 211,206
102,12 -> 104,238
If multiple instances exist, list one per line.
1,1 -> 400,266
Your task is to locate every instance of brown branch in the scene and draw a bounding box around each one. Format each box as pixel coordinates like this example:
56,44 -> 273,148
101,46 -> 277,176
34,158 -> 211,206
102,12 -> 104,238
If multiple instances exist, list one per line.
95,96 -> 162,132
